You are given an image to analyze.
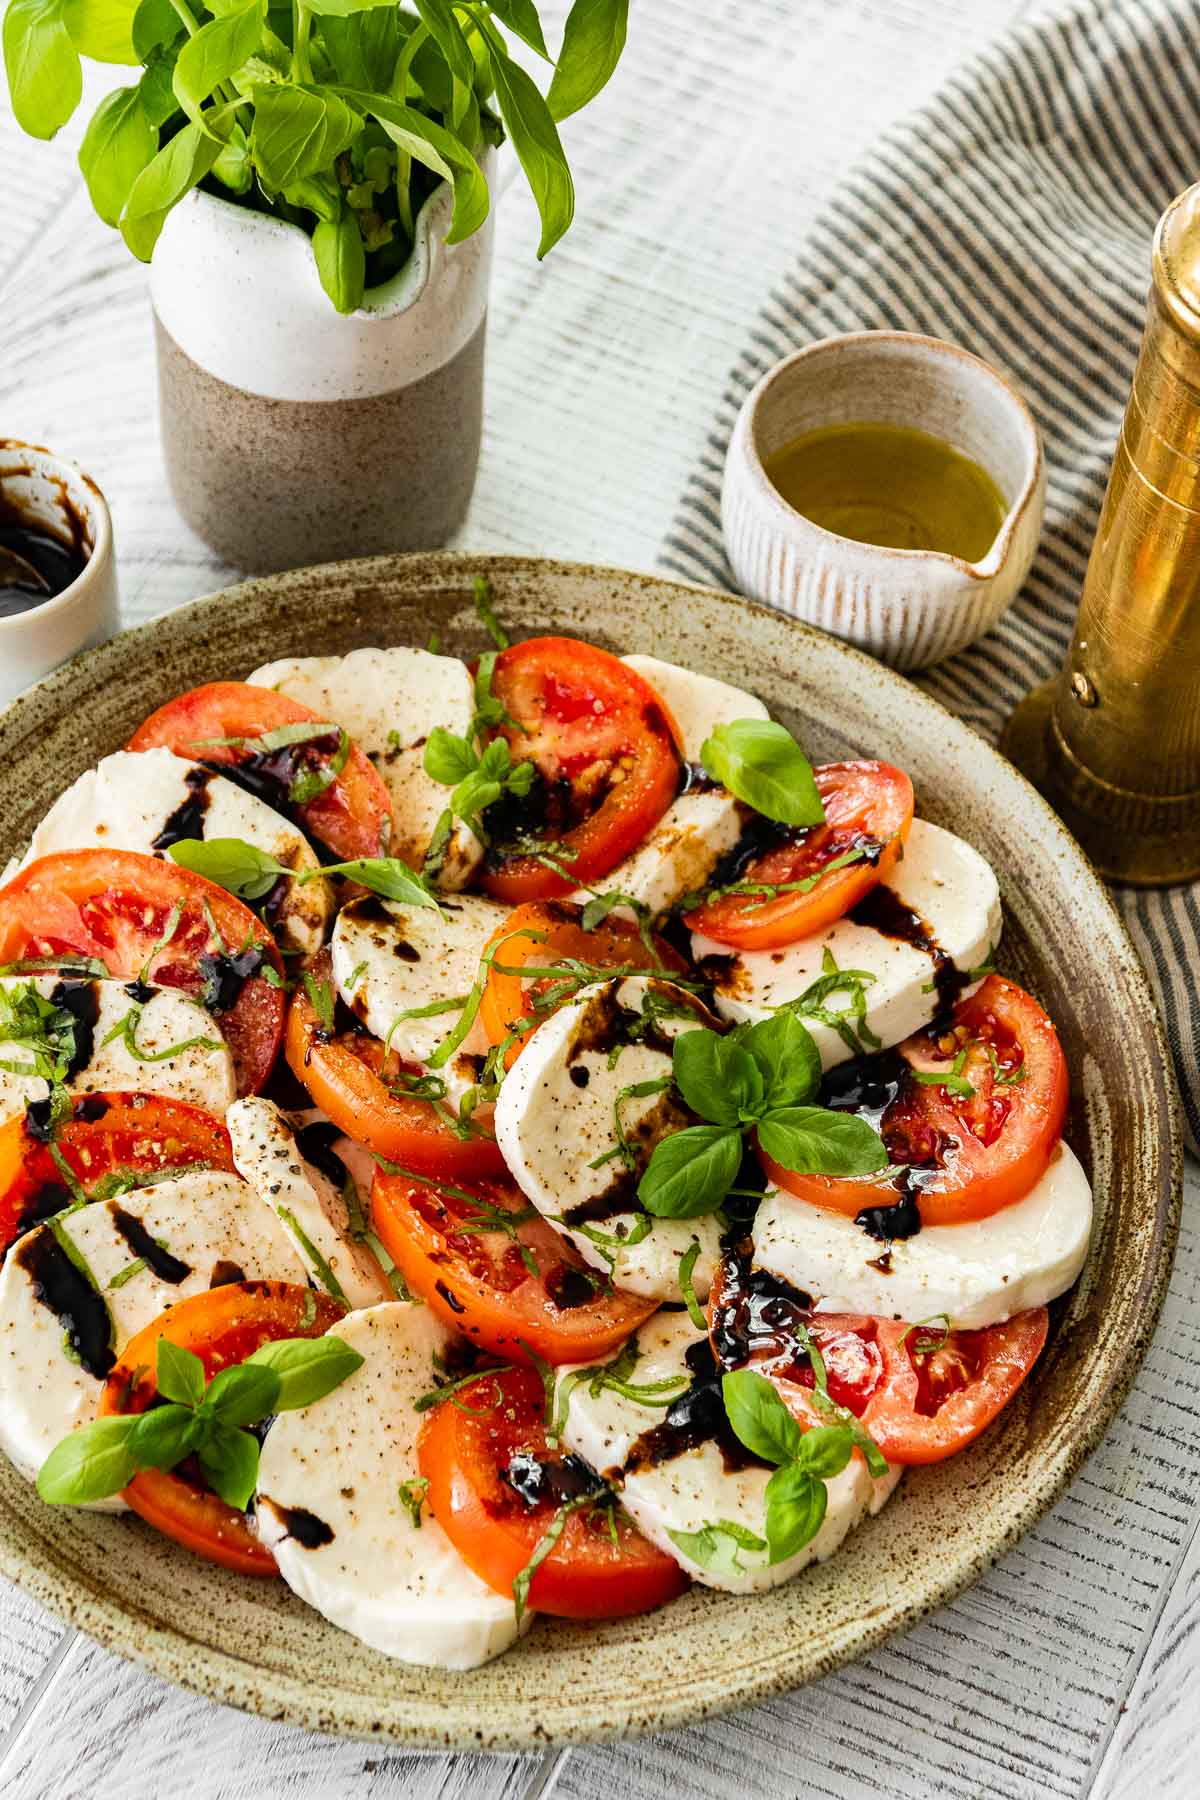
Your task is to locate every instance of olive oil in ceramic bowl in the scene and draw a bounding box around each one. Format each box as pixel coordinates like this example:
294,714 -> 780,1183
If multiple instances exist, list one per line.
764,421 -> 1009,562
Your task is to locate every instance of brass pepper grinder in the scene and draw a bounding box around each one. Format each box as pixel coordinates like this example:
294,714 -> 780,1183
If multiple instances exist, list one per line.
1002,183 -> 1200,884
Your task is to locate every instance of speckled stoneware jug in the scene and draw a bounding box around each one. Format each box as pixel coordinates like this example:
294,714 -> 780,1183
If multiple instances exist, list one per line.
150,160 -> 495,573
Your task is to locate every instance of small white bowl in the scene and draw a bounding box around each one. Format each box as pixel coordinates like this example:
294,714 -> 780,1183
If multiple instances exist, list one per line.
0,440 -> 118,707
721,331 -> 1045,671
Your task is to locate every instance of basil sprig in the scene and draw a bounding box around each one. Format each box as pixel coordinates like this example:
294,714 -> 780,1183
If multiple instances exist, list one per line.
168,836 -> 439,913
638,1011 -> 888,1220
700,719 -> 826,827
37,1330 -> 363,1509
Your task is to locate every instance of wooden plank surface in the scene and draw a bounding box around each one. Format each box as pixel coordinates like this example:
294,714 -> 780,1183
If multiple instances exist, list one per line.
3,2 -> 1197,1795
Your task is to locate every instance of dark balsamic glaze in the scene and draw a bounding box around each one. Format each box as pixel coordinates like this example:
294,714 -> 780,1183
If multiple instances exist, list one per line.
854,1187 -> 924,1242
709,1241 -> 813,1377
209,1259 -> 246,1288
198,944 -> 265,1014
816,1044 -> 936,1241
435,1279 -> 466,1315
625,1339 -> 769,1476
152,766 -> 213,851
0,510 -> 88,618
201,728 -> 342,817
110,1207 -> 191,1283
568,1066 -> 590,1090
562,1181 -> 641,1228
8,1183 -> 71,1248
15,1230 -> 113,1378
504,1450 -> 598,1509
74,1095 -> 110,1123
545,1263 -> 596,1311
679,761 -> 721,796
264,1500 -> 335,1548
294,1121 -> 349,1188
124,979 -> 154,1004
849,885 -> 968,1013
49,979 -> 99,1080
23,1096 -> 56,1143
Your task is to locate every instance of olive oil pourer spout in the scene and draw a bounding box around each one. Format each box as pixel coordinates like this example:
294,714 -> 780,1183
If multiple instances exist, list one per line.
1002,183 -> 1200,884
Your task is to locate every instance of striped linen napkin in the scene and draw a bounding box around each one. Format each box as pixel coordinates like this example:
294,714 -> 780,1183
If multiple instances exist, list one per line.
661,0 -> 1200,1147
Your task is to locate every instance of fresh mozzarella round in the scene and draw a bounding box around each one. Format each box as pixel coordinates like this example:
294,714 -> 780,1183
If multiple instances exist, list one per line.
0,1170 -> 306,1503
15,749 -> 330,958
752,1140 -> 1092,1330
330,892 -> 508,1109
557,1310 -> 902,1594
571,657 -> 768,917
226,1098 -> 393,1310
247,649 -> 482,889
255,1302 -> 528,1668
493,975 -> 724,1303
0,974 -> 236,1128
691,819 -> 1001,1066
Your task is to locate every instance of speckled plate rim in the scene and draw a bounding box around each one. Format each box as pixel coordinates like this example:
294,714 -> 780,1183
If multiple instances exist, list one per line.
0,552 -> 1182,1750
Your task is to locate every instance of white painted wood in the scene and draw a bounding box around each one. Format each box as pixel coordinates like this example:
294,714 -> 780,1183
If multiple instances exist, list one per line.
4,1 -> 1198,1797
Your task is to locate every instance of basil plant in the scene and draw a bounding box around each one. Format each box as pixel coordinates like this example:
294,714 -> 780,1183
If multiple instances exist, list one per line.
2,0 -> 628,311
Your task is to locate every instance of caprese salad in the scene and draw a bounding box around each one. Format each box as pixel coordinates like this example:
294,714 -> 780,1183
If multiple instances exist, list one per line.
0,583 -> 1091,1670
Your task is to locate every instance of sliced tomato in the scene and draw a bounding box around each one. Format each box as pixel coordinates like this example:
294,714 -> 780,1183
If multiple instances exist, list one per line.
128,681 -> 394,861
761,975 -> 1069,1226
685,761 -> 914,950
284,954 -> 505,1180
0,1092 -> 233,1259
97,1280 -> 345,1574
475,638 -> 681,903
371,1164 -> 657,1363
478,899 -> 688,1071
419,1363 -> 688,1616
0,850 -> 285,1094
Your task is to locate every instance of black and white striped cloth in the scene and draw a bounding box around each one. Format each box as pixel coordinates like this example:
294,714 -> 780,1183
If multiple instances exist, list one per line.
662,0 -> 1200,1147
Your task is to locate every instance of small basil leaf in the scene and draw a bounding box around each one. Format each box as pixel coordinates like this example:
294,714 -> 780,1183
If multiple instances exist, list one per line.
740,1010 -> 822,1111
312,206 -> 365,314
197,1424 -> 260,1510
168,836 -> 286,900
172,0 -> 261,122
205,1361 -> 281,1428
791,1423 -> 855,1482
548,0 -> 628,121
666,1518 -> 767,1578
487,0 -> 548,57
671,1028 -> 763,1127
246,1334 -> 364,1409
36,1415 -> 139,1505
637,1123 -> 742,1219
424,727 -> 478,786
324,857 -> 440,909
63,0 -> 140,63
131,0 -> 181,58
721,1368 -> 802,1467
700,719 -> 825,827
251,82 -> 361,193
138,44 -> 180,127
155,1336 -> 206,1408
479,32 -> 572,257
121,118 -> 221,260
764,1463 -> 827,1563
756,1107 -> 889,1177
3,0 -> 83,139
128,1401 -> 202,1471
78,84 -> 157,226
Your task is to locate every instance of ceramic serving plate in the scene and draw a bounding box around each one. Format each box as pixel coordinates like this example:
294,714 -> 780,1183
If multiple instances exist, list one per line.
0,553 -> 1181,1749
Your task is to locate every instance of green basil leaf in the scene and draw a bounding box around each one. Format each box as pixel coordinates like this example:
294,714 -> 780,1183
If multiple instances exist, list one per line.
412,0 -> 472,82
246,1333 -> 364,1408
667,1517 -> 767,1577
338,87 -> 489,246
3,0 -> 83,138
78,84 -> 157,226
740,1010 -> 822,1111
487,0 -> 548,57
671,1028 -> 763,1127
319,7 -> 399,89
131,0 -> 180,57
155,1336 -> 206,1408
547,0 -> 628,121
764,1462 -> 827,1563
424,726 -> 478,786
127,1401 -> 202,1471
283,173 -> 341,221
36,1414 -> 140,1505
756,1106 -> 889,1178
121,118 -> 221,259
197,1423 -> 260,1510
168,836 -> 287,900
64,0 -> 138,63
791,1423 -> 855,1482
205,1360 -> 281,1427
251,82 -> 361,192
212,117 -> 251,193
722,1368 -> 803,1466
138,44 -> 181,127
637,1123 -> 742,1219
700,719 -> 825,827
322,856 -> 440,909
173,0 -> 261,121
479,32 -> 572,256
312,206 -> 365,313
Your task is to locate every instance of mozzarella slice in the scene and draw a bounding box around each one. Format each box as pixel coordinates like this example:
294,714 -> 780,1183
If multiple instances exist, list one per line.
254,1302 -> 527,1668
330,892 -> 509,1109
557,1310 -> 901,1594
16,749 -> 330,959
752,1140 -> 1092,1330
227,1099 -> 393,1310
571,656 -> 769,917
0,1169 -> 307,1503
691,819 -> 1001,1066
0,974 -> 236,1128
247,649 -> 482,889
493,975 -> 724,1302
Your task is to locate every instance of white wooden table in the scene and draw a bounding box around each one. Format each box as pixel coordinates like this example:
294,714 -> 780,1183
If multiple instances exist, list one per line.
2,3 -> 1197,1794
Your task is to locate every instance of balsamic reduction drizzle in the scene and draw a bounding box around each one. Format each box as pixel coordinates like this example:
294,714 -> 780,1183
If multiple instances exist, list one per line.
15,1230 -> 113,1378
849,886 -> 968,1013
152,766 -> 213,851
545,1264 -> 597,1311
624,1339 -> 769,1476
262,1499 -> 335,1547
294,1121 -> 349,1189
49,979 -> 99,1081
504,1450 -> 598,1509
110,1207 -> 191,1283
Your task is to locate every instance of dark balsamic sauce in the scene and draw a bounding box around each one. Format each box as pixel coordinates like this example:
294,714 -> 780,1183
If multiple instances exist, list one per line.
152,767 -> 213,852
679,761 -> 721,796
624,1339 -> 769,1476
49,979 -> 99,1080
201,729 -> 342,818
124,980 -> 155,1004
0,503 -> 88,617
209,1259 -> 246,1288
568,1066 -> 590,1090
23,1096 -> 56,1143
849,885 -> 968,1013
15,1230 -> 113,1378
545,1264 -> 596,1311
709,1241 -> 813,1377
263,1500 -> 335,1548
435,1279 -> 466,1315
198,944 -> 265,1014
294,1121 -> 349,1189
110,1207 -> 191,1283
74,1095 -> 110,1123
504,1450 -> 598,1509
5,1183 -> 72,1256
816,1045 -> 937,1241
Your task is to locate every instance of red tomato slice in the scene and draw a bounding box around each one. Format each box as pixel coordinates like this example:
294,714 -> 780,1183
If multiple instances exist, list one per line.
707,1248 -> 1048,1464
419,1363 -> 689,1617
128,681 -> 394,861
284,955 -> 505,1181
685,761 -> 914,950
96,1280 -> 346,1575
475,638 -> 681,903
0,850 -> 285,1094
478,899 -> 688,1070
371,1164 -> 657,1363
0,1092 -> 233,1259
761,975 -> 1068,1226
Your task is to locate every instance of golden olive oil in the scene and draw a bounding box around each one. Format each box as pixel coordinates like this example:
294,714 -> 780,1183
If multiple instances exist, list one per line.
764,421 -> 1008,561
